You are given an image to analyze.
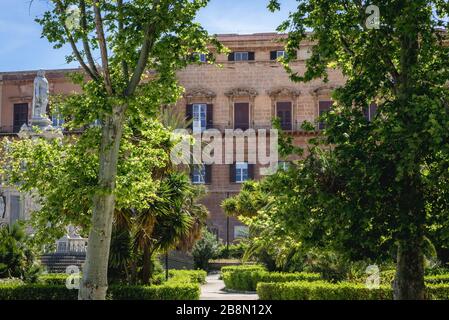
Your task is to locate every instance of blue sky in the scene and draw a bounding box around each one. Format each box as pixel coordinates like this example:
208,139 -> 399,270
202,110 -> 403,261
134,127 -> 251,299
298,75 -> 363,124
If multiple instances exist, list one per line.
0,0 -> 297,72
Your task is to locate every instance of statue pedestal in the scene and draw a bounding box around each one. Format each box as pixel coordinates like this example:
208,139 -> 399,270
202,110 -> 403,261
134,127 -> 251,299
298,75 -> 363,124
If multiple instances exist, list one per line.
18,117 -> 63,140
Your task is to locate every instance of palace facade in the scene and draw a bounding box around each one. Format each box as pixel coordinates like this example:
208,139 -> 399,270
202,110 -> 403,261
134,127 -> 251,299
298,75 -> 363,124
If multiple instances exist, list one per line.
0,33 -> 345,244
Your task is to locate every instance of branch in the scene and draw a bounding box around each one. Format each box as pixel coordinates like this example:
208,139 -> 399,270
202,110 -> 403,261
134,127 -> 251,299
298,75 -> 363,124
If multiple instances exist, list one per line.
117,0 -> 129,81
80,0 -> 100,79
125,23 -> 157,97
66,32 -> 99,80
93,0 -> 113,95
54,0 -> 98,80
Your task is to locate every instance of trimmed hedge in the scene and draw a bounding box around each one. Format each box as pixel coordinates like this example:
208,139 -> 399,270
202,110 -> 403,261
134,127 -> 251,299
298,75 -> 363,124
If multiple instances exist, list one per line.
0,277 -> 201,300
108,283 -> 200,300
38,273 -> 70,285
221,265 -> 266,274
153,270 -> 207,285
0,283 -> 200,300
0,284 -> 78,300
257,281 -> 449,300
38,269 -> 206,286
167,270 -> 207,284
223,270 -> 321,292
425,274 -> 449,284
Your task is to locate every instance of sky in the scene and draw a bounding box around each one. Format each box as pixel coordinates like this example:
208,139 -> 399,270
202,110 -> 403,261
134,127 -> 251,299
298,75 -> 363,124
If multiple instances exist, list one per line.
0,0 -> 298,72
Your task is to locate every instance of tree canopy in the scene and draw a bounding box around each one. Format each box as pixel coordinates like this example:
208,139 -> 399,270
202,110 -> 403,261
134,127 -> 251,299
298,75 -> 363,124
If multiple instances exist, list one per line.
228,0 -> 449,299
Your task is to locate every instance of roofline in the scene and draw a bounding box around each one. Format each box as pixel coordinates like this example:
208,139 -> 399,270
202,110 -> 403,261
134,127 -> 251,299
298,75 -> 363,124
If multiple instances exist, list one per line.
0,67 -> 83,77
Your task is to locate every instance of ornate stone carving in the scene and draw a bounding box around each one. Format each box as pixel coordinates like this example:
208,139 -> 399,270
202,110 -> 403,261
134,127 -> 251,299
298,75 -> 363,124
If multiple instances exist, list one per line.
225,87 -> 258,98
184,87 -> 216,103
267,87 -> 301,98
310,85 -> 337,96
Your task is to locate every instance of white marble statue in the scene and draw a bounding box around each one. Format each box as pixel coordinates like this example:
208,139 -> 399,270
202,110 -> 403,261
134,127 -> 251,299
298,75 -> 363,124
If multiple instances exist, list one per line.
32,70 -> 49,119
19,70 -> 61,139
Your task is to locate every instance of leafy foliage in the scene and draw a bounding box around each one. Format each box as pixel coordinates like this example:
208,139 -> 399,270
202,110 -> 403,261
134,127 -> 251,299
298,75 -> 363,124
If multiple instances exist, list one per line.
258,0 -> 449,299
0,224 -> 42,282
191,228 -> 220,271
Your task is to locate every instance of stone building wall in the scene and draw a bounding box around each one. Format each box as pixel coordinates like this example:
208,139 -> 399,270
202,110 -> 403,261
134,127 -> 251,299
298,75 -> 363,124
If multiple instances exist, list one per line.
0,33 -> 346,243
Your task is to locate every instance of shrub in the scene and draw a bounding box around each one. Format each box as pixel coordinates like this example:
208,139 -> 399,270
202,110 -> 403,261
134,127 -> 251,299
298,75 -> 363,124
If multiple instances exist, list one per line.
217,243 -> 249,260
169,270 -> 207,284
0,282 -> 200,300
0,278 -> 24,286
108,283 -> 200,300
0,284 -> 78,300
223,270 -> 321,292
257,281 -> 449,300
425,274 -> 449,284
153,270 -> 207,285
191,229 -> 220,271
38,273 -> 70,285
0,224 -> 42,282
221,265 -> 266,274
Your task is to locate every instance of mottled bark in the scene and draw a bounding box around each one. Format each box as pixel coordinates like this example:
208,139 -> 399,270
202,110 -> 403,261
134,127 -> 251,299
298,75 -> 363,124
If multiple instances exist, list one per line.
79,106 -> 125,300
394,239 -> 425,300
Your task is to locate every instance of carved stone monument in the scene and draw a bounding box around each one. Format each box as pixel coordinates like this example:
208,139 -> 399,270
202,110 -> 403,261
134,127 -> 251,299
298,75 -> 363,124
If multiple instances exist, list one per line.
19,70 -> 62,139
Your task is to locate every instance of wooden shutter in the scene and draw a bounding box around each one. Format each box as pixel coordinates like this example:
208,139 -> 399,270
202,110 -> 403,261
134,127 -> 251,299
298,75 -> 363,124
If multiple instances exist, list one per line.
206,104 -> 214,129
276,102 -> 293,131
369,103 -> 378,120
10,195 -> 21,225
205,165 -> 212,184
206,53 -> 213,63
234,103 -> 250,130
186,104 -> 193,129
270,51 -> 277,60
363,106 -> 370,120
248,164 -> 255,180
248,52 -> 255,61
318,101 -> 332,130
228,52 -> 235,61
189,165 -> 194,182
13,103 -> 28,133
230,164 -> 236,183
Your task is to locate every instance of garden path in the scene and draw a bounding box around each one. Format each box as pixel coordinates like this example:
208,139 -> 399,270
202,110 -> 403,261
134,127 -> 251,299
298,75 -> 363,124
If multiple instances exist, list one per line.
200,273 -> 259,300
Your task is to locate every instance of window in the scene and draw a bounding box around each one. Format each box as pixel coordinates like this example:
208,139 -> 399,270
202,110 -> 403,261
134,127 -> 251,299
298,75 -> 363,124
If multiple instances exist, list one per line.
193,53 -> 207,63
191,164 -> 211,184
234,103 -> 250,130
318,101 -> 333,130
10,195 -> 21,225
277,51 -> 286,58
271,50 -> 292,60
235,162 -> 249,183
51,112 -> 64,128
192,104 -> 207,132
234,226 -> 249,239
13,103 -> 28,133
235,52 -> 249,61
276,102 -> 293,131
364,103 -> 378,122
278,161 -> 290,171
228,52 -> 255,61
192,165 -> 206,184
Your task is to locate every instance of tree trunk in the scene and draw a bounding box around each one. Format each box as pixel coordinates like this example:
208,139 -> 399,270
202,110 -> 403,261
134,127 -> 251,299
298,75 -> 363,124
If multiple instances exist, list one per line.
79,107 -> 125,300
394,238 -> 425,300
141,243 -> 154,285
391,0 -> 425,300
393,176 -> 426,300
